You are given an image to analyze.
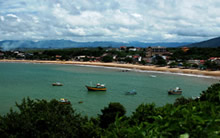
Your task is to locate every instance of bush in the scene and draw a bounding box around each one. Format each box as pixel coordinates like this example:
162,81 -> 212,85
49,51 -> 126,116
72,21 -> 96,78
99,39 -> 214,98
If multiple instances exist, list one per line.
99,102 -> 126,128
200,83 -> 220,104
174,96 -> 193,106
0,98 -> 94,137
102,55 -> 113,62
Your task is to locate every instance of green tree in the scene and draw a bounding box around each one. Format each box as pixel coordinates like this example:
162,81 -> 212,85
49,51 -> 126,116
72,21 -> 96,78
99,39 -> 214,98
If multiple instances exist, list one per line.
182,62 -> 191,69
204,60 -> 219,70
169,62 -> 178,68
99,102 -> 126,128
200,83 -> 220,104
0,98 -> 93,137
153,56 -> 167,66
131,103 -> 159,124
174,96 -> 193,106
102,55 -> 113,62
124,57 -> 133,63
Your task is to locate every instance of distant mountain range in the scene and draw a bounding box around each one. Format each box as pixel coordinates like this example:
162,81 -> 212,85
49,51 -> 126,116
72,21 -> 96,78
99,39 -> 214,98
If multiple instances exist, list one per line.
0,40 -> 190,51
184,37 -> 220,48
1,37 -> 220,51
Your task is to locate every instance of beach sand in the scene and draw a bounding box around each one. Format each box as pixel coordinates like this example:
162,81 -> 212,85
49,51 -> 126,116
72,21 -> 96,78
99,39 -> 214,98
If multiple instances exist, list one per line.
1,59 -> 220,77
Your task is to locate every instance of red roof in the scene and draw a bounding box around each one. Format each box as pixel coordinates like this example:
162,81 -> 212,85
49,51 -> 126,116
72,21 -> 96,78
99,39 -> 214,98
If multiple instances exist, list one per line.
133,55 -> 139,58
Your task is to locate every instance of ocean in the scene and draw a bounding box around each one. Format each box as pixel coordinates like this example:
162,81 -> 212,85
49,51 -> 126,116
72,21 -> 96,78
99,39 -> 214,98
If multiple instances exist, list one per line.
0,62 -> 219,117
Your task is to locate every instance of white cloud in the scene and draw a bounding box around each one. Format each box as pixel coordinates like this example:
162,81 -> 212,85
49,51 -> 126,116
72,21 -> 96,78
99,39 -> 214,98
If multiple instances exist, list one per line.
0,16 -> 4,21
68,27 -> 86,36
0,0 -> 220,43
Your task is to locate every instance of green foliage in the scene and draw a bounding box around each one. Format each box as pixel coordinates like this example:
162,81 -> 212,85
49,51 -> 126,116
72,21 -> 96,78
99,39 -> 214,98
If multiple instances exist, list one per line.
204,60 -> 219,70
169,47 -> 220,60
124,57 -> 133,63
103,116 -> 147,137
182,62 -> 191,69
99,102 -> 126,128
0,98 -> 99,138
153,55 -> 167,66
192,64 -> 199,68
174,96 -> 193,106
131,103 -> 159,124
200,83 -> 220,104
101,55 -> 113,62
169,62 -> 178,68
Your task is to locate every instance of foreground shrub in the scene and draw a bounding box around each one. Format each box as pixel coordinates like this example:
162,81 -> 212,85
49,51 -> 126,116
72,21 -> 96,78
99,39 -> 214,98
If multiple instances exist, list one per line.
200,83 -> 220,104
99,102 -> 126,128
0,98 -> 99,138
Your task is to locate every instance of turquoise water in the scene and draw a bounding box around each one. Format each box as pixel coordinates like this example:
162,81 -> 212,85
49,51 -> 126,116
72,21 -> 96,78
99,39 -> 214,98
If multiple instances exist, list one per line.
0,62 -> 219,117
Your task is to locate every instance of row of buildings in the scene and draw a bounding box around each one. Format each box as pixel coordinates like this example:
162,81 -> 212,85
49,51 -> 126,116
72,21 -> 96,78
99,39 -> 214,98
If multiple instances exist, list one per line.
1,46 -> 220,70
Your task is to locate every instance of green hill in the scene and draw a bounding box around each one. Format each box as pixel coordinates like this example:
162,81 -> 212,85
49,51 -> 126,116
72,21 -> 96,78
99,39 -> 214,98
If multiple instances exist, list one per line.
185,36 -> 220,47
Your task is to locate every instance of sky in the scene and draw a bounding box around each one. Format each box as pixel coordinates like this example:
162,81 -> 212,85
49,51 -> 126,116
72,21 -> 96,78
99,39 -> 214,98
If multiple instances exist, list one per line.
1,0 -> 220,43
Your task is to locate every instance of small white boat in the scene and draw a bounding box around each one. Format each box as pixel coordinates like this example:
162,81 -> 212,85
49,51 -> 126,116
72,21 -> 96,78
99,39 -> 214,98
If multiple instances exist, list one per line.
150,75 -> 157,78
59,98 -> 70,104
168,87 -> 182,95
52,82 -> 63,86
125,89 -> 137,95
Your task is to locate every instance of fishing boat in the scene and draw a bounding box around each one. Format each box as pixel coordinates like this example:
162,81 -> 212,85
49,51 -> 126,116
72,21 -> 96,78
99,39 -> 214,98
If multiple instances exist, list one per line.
52,82 -> 63,86
125,89 -> 137,95
85,83 -> 107,91
150,75 -> 157,78
168,87 -> 182,95
59,98 -> 71,104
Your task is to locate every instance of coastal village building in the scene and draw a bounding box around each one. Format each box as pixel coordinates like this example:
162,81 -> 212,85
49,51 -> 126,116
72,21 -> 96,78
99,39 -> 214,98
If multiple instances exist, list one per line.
187,60 -> 200,65
55,55 -> 62,60
75,55 -> 86,61
182,47 -> 189,52
146,46 -> 167,57
133,55 -> 142,62
209,57 -> 220,65
128,47 -> 137,51
120,46 -> 127,51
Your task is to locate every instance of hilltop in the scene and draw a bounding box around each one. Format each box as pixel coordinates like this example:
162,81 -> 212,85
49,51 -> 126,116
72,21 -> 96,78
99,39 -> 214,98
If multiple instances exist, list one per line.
184,37 -> 220,48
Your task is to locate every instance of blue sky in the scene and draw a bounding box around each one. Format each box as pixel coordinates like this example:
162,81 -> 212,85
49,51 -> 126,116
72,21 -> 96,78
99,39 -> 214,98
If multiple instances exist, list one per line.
0,0 -> 220,42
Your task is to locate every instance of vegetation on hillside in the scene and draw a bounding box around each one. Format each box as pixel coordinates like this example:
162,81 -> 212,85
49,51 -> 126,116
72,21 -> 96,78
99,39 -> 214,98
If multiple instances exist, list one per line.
168,47 -> 220,60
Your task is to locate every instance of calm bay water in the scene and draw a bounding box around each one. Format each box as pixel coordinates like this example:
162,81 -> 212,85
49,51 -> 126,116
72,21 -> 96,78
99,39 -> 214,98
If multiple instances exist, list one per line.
0,62 -> 219,117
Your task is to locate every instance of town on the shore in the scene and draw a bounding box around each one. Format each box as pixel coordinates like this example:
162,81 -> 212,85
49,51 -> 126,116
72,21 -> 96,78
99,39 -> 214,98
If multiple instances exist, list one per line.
0,46 -> 220,71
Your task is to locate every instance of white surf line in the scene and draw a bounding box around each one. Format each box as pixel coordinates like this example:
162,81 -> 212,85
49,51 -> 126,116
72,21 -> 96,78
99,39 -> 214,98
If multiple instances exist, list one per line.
73,64 -> 220,80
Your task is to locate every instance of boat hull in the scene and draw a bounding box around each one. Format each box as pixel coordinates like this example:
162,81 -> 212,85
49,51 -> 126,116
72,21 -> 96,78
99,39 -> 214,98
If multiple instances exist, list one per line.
60,101 -> 71,104
59,98 -> 70,104
86,86 -> 107,91
125,92 -> 137,95
52,83 -> 63,86
168,91 -> 182,95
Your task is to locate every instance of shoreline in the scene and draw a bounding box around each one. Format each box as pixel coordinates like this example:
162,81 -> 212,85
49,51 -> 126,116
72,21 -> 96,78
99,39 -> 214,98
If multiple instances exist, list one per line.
1,59 -> 220,77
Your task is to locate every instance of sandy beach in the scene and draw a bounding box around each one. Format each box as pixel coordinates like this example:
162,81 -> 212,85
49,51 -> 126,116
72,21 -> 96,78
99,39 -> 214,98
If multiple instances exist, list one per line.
1,59 -> 220,77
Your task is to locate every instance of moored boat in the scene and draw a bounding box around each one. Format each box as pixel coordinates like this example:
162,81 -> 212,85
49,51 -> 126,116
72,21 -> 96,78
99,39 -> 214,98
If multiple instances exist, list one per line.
86,83 -> 107,91
168,87 -> 182,95
59,98 -> 71,104
125,89 -> 137,95
52,82 -> 63,86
